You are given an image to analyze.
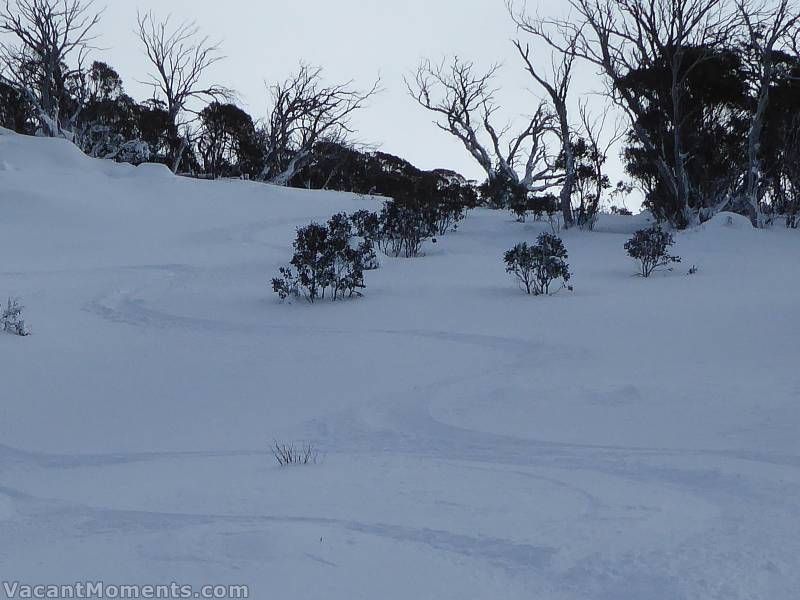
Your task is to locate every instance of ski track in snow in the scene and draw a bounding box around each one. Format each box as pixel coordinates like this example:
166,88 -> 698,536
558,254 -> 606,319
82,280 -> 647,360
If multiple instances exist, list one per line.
3,262 -> 800,594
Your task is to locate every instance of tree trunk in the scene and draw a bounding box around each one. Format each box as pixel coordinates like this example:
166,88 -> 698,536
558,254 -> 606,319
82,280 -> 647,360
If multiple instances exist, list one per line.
270,150 -> 312,186
556,103 -> 576,229
744,68 -> 771,228
171,136 -> 188,174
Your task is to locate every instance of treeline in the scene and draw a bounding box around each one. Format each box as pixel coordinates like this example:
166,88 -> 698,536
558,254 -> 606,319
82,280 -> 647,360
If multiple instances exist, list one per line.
410,0 -> 800,229
3,0 -> 800,230
0,1 -> 475,210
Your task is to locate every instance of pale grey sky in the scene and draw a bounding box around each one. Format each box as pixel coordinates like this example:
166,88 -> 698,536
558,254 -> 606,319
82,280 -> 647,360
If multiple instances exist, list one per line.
99,0 -> 631,202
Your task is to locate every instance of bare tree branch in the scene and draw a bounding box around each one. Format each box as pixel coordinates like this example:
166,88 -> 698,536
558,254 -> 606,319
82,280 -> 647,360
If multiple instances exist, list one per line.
537,0 -> 737,227
735,0 -> 800,225
406,56 -> 560,200
136,10 -> 230,172
260,62 -> 381,185
0,0 -> 102,137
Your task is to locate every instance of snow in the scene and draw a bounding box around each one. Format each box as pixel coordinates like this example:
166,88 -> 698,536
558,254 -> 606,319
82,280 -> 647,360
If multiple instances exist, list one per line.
1,127 -> 799,599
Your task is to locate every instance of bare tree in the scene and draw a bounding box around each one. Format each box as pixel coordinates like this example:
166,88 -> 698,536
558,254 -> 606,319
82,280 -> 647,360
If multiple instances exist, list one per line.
736,0 -> 800,226
509,4 -> 583,227
136,11 -> 229,173
535,0 -> 735,227
0,0 -> 101,137
406,56 -> 561,202
260,63 -> 380,186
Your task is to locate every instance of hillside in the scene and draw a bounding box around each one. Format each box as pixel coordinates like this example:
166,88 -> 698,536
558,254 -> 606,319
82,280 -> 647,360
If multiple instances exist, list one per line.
1,128 -> 799,599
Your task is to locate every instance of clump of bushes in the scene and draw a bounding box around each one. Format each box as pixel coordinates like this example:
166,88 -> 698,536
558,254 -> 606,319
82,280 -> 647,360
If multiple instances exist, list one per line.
272,188 -> 472,303
376,200 -> 438,258
504,233 -> 571,295
625,226 -> 681,277
355,192 -> 469,260
428,178 -> 474,235
2,298 -> 29,336
377,173 -> 473,255
272,213 -> 376,303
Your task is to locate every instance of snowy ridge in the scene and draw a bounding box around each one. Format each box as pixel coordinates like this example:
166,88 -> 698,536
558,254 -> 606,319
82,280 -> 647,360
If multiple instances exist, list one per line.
0,129 -> 799,599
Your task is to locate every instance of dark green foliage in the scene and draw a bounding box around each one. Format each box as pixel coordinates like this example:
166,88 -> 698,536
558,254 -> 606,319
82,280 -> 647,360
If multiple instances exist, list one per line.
504,234 -> 571,296
197,102 -> 263,178
568,137 -> 612,229
291,142 -> 475,234
619,47 -> 750,226
0,80 -> 34,134
350,209 -> 381,239
625,227 -> 681,277
272,213 -> 375,303
479,174 -> 526,214
352,199 -> 441,260
479,174 -> 556,222
759,52 -> 800,227
376,200 -> 437,258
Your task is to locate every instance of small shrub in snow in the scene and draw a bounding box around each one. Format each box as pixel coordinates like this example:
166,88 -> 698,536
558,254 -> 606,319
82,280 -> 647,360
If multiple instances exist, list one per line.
348,210 -> 381,270
271,267 -> 299,301
625,226 -> 681,278
350,209 -> 381,240
2,298 -> 29,336
610,205 -> 633,216
272,441 -> 319,467
504,234 -> 571,296
272,214 -> 374,303
431,187 -> 470,235
376,200 -> 438,258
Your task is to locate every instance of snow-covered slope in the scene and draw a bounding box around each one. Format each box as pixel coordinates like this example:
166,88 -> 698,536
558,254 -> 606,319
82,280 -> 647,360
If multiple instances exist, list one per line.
1,128 -> 799,599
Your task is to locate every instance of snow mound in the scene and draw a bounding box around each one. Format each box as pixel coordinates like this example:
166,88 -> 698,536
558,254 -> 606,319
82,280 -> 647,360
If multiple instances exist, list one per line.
132,162 -> 174,180
0,131 -> 91,172
703,211 -> 753,230
592,210 -> 655,234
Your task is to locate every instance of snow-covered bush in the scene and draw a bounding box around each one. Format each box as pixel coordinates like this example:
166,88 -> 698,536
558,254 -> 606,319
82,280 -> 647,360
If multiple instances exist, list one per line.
2,298 -> 29,336
272,214 -> 373,303
114,139 -> 152,165
504,234 -> 571,296
625,226 -> 681,278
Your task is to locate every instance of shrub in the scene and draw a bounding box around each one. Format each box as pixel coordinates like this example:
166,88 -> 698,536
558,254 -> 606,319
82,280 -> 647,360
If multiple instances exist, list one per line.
432,193 -> 467,235
610,205 -> 633,216
376,200 -> 438,258
428,179 -> 474,235
504,234 -> 571,296
272,213 -> 372,303
479,175 -> 527,212
350,209 -> 380,240
2,298 -> 29,336
271,441 -> 319,467
479,175 -> 556,223
348,210 -> 380,270
271,267 -> 298,301
625,226 -> 681,277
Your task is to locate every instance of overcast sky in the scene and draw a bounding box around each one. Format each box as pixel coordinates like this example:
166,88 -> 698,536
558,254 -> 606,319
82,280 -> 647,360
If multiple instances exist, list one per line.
99,0 -> 632,205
